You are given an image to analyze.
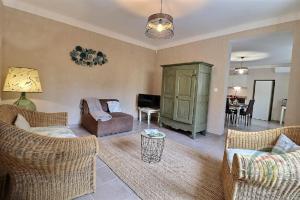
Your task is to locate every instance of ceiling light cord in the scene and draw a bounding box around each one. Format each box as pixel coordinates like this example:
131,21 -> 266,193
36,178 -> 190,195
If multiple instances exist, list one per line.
240,56 -> 244,69
160,0 -> 163,13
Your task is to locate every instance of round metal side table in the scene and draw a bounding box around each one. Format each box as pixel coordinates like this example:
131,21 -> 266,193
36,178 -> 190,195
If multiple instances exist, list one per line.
141,131 -> 166,163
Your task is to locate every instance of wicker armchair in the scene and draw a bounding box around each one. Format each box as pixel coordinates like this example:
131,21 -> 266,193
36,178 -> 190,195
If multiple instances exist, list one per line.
223,126 -> 300,200
0,104 -> 99,200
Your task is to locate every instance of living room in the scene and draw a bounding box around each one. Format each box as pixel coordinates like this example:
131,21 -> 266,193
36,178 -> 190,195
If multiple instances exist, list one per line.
0,0 -> 300,200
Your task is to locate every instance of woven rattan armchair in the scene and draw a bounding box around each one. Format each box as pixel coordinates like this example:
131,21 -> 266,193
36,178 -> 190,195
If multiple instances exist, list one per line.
223,126 -> 300,200
0,104 -> 99,200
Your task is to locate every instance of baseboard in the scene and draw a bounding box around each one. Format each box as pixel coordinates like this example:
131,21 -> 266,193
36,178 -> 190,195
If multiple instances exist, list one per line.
68,124 -> 81,128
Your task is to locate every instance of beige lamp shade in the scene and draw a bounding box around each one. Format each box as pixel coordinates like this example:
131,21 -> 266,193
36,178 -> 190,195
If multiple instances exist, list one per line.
3,67 -> 42,93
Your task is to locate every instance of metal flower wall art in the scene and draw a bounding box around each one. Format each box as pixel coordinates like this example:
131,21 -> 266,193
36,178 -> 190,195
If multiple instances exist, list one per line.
70,46 -> 108,67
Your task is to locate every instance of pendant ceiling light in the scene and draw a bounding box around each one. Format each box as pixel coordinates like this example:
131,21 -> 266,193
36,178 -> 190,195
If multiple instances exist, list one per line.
145,0 -> 174,39
234,57 -> 248,74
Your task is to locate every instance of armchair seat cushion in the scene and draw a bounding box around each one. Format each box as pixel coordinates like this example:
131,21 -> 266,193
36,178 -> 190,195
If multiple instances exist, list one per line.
226,148 -> 268,171
97,112 -> 133,137
28,126 -> 77,138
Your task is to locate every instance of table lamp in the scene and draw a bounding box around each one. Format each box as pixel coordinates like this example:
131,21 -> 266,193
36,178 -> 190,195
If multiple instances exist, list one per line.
3,67 -> 42,111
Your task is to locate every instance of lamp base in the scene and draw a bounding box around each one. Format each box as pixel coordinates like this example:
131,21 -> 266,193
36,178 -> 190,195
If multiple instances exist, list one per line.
14,92 -> 36,111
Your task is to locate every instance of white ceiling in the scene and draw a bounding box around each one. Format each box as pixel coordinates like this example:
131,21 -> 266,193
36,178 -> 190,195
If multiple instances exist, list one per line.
2,0 -> 300,50
230,32 -> 293,69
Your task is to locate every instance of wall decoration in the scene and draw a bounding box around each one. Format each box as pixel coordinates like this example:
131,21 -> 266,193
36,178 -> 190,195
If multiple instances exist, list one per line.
70,46 -> 108,67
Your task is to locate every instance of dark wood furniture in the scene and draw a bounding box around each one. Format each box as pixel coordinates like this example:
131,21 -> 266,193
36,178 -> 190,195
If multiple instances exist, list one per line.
239,99 -> 255,126
225,98 -> 238,125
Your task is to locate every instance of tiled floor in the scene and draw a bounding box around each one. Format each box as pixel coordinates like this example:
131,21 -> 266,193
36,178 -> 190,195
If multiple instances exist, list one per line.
73,118 -> 281,200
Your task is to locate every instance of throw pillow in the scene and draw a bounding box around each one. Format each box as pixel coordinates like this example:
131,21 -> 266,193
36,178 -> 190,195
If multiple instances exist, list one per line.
107,101 -> 122,113
14,114 -> 31,130
272,134 -> 300,154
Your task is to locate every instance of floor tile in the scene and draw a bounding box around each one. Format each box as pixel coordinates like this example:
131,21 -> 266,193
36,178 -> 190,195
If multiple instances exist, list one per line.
96,165 -> 117,184
74,194 -> 94,200
92,179 -> 134,200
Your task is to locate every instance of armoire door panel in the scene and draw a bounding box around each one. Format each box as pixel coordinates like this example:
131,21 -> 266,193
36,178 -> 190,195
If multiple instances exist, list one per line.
173,69 -> 196,124
163,70 -> 175,96
161,69 -> 175,118
161,96 -> 174,118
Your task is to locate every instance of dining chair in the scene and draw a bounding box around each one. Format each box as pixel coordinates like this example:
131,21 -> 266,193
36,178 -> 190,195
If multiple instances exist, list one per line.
239,99 -> 255,126
225,98 -> 238,125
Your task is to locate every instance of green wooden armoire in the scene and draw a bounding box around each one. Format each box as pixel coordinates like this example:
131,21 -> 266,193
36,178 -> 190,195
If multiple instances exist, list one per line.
159,62 -> 213,138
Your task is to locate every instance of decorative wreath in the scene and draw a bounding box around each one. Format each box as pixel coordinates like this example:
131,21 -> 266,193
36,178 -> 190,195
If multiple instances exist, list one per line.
70,46 -> 108,67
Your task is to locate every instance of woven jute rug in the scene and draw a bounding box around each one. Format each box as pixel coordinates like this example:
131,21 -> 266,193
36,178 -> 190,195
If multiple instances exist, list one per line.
98,134 -> 224,200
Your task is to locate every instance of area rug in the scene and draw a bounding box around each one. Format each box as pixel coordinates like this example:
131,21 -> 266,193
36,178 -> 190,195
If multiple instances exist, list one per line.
98,134 -> 224,200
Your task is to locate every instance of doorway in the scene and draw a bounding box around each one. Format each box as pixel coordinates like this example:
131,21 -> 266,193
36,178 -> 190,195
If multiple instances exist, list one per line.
252,80 -> 275,121
225,31 -> 293,131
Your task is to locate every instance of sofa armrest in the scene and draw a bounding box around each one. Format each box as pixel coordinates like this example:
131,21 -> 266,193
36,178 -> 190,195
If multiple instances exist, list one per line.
14,136 -> 98,171
231,151 -> 300,189
21,110 -> 68,127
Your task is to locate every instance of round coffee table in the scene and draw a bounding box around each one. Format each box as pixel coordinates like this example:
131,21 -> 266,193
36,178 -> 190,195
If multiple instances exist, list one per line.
141,130 -> 166,163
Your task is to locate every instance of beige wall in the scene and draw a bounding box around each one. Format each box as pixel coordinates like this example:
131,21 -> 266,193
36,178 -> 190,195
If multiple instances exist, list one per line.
157,21 -> 300,135
0,1 -> 3,101
227,88 -> 247,97
1,8 -> 157,125
286,26 -> 300,126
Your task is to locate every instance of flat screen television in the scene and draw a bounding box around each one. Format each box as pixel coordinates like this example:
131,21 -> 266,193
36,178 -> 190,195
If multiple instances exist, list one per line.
138,94 -> 160,109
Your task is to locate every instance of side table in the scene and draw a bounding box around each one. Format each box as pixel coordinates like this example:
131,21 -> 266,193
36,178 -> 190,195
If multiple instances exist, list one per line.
141,130 -> 166,163
138,107 -> 160,125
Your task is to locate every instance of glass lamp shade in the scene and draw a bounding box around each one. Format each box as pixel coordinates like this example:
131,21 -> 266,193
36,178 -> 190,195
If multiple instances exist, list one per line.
3,67 -> 42,93
234,67 -> 248,75
145,13 -> 174,39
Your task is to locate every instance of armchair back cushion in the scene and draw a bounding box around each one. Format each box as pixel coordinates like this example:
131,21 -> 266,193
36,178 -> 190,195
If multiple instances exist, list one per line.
272,134 -> 300,153
14,114 -> 31,130
99,99 -> 119,112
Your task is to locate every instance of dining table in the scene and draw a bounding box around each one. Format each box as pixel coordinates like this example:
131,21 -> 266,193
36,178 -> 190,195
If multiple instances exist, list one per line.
229,103 -> 248,119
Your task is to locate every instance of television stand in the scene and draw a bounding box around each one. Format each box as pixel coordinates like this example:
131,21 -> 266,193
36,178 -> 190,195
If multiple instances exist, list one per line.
138,107 -> 160,125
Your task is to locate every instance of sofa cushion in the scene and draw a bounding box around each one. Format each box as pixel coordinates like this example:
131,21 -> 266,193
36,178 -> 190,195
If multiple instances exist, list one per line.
14,114 -> 31,130
272,134 -> 300,154
28,127 -> 77,138
99,99 -> 119,112
226,148 -> 269,171
107,101 -> 122,113
97,112 -> 133,136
